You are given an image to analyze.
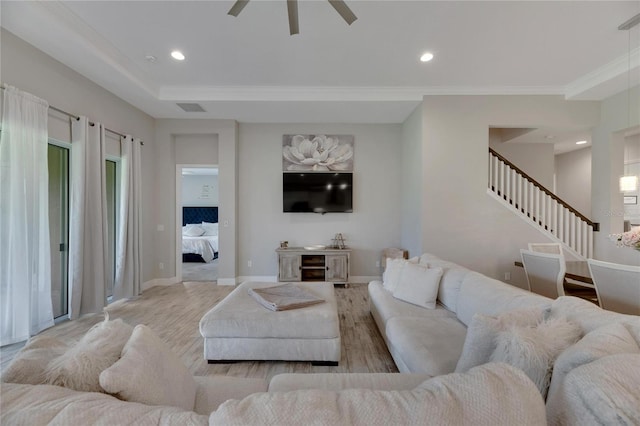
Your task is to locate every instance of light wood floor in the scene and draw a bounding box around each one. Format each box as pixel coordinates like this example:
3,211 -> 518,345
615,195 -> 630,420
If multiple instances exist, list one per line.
1,282 -> 398,381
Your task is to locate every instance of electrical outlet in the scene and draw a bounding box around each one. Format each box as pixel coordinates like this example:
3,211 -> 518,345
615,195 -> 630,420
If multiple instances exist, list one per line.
159,262 -> 164,270
157,224 -> 164,231
248,260 -> 252,268
375,261 -> 380,268
504,272 -> 511,281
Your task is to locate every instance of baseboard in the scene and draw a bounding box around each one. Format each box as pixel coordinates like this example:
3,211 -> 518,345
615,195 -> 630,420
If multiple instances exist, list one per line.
217,277 -> 238,286
142,277 -> 180,291
350,276 -> 380,284
235,276 -> 278,284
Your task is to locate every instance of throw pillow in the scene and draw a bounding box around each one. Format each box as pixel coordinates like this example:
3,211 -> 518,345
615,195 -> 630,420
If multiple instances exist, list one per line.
99,324 -> 197,411
546,321 -> 640,408
1,336 -> 68,385
455,307 -> 547,373
44,318 -> 133,393
489,317 -> 582,397
183,225 -> 205,237
392,264 -> 443,309
382,257 -> 418,292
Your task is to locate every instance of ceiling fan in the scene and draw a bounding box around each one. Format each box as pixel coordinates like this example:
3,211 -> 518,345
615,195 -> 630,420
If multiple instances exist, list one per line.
228,0 -> 357,35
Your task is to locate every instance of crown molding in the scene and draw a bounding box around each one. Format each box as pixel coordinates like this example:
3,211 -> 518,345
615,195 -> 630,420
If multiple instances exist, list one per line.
158,85 -> 566,102
565,47 -> 640,100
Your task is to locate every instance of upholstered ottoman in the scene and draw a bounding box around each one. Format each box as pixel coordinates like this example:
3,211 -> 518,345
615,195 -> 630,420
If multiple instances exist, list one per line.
199,281 -> 340,365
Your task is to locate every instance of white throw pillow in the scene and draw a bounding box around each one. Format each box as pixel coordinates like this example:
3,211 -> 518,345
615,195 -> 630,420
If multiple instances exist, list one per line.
1,336 -> 68,385
392,264 -> 443,309
489,317 -> 582,398
99,324 -> 197,411
382,257 -> 417,292
44,318 -> 133,393
201,222 -> 218,236
455,307 -> 548,373
183,225 -> 205,237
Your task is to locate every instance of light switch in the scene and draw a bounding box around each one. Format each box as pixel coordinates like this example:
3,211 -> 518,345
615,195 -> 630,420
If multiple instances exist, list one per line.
157,224 -> 165,232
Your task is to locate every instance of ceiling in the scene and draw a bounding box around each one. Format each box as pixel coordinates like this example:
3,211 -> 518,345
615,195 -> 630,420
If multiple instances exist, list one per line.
1,0 -> 639,126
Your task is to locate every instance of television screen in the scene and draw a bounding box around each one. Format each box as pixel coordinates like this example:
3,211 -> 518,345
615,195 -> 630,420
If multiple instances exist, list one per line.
283,172 -> 353,213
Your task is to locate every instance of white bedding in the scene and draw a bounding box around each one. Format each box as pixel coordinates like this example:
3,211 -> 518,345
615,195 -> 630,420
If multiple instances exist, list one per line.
182,235 -> 218,263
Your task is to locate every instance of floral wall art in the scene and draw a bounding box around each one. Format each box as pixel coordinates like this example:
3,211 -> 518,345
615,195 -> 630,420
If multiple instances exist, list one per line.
282,134 -> 354,171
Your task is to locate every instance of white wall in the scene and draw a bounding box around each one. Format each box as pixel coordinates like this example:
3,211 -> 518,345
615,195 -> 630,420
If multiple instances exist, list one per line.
555,147 -> 592,217
1,29 -> 157,284
489,139 -> 556,190
623,135 -> 640,225
182,175 -> 219,207
419,95 -> 600,288
400,105 -> 423,258
237,123 -> 402,281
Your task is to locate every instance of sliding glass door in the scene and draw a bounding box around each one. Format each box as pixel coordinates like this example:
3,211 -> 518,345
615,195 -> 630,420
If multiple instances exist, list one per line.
47,143 -> 69,319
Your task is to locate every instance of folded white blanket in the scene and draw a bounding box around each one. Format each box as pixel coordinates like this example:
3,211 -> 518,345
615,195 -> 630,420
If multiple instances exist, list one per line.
248,283 -> 325,311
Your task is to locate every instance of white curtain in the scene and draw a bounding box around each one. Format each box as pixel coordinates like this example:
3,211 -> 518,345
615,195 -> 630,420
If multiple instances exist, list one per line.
0,85 -> 54,345
68,117 -> 108,319
113,135 -> 142,300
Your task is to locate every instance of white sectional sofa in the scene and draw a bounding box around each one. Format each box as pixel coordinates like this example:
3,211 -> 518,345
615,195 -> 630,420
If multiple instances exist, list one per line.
2,251 -> 639,425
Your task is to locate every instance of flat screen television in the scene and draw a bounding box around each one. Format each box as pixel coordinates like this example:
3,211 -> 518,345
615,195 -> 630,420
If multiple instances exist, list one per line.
283,172 -> 353,213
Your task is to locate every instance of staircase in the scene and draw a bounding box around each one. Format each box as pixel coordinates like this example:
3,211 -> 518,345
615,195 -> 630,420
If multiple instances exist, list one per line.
488,148 -> 598,259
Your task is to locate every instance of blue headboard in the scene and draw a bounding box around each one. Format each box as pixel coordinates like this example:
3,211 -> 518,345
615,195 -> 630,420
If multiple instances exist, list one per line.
183,207 -> 218,226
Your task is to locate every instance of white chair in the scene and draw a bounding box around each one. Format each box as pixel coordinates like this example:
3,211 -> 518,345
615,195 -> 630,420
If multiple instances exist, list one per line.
528,243 -> 562,254
587,259 -> 640,315
520,249 -> 566,299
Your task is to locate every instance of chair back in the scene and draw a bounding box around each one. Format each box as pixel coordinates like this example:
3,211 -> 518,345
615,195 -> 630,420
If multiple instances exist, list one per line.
528,243 -> 562,254
520,249 -> 566,299
381,248 -> 408,268
587,259 -> 640,315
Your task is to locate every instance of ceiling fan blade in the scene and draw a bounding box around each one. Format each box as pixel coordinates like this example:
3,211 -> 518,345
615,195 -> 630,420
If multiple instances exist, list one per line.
287,0 -> 299,35
328,0 -> 357,25
228,0 -> 249,17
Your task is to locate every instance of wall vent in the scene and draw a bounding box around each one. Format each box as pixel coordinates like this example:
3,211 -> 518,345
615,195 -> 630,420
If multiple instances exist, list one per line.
177,103 -> 206,112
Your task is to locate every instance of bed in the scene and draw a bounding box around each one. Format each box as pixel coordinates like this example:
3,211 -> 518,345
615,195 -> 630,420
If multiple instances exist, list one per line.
182,207 -> 219,263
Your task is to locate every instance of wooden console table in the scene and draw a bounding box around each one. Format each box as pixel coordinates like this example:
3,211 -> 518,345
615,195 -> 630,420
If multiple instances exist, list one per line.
276,247 -> 351,284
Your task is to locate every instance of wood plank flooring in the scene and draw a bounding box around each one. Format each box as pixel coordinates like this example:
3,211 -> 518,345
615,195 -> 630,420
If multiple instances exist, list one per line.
1,282 -> 398,381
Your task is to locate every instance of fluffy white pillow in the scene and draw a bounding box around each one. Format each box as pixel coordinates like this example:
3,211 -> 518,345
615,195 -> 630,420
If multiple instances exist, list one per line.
392,264 -> 443,309
455,307 -> 547,373
183,225 -> 205,237
44,318 -> 133,393
1,336 -> 68,385
99,324 -> 197,411
382,257 -> 418,292
201,222 -> 218,236
489,317 -> 582,397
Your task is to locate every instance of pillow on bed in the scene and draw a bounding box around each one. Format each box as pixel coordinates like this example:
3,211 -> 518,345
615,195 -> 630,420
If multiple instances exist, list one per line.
201,222 -> 218,236
183,225 -> 205,237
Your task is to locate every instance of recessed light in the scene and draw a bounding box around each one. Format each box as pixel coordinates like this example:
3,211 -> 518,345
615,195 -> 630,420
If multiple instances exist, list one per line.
171,50 -> 185,61
420,52 -> 434,62
576,140 -> 587,145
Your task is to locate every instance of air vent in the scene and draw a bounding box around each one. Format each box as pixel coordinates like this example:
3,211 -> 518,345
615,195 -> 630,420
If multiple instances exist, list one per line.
176,103 -> 206,112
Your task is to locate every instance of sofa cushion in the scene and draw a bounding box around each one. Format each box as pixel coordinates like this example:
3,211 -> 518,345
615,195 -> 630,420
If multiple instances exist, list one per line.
547,353 -> 640,426
0,383 -> 208,425
210,363 -> 547,426
44,318 -> 133,393
385,316 -> 467,375
268,373 -> 432,392
549,296 -> 637,333
455,306 -> 546,373
1,336 -> 68,385
392,264 -> 443,309
193,376 -> 268,415
546,321 -> 640,413
456,272 -> 551,327
489,316 -> 582,397
99,324 -> 197,411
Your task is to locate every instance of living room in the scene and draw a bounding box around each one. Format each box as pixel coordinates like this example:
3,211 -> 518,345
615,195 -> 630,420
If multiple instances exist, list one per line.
1,1 -> 639,423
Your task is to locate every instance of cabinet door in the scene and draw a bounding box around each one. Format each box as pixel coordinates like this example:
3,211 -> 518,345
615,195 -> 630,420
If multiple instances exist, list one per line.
325,254 -> 348,283
279,253 -> 301,281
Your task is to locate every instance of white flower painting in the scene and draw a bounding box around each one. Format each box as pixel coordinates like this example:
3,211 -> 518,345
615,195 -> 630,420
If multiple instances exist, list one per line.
282,134 -> 354,172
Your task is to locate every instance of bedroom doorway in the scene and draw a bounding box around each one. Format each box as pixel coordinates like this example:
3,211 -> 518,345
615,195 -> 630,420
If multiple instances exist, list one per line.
177,165 -> 219,282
